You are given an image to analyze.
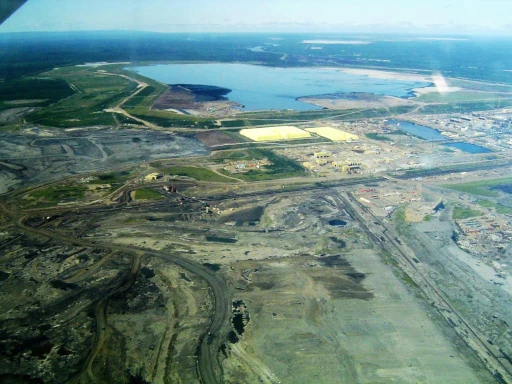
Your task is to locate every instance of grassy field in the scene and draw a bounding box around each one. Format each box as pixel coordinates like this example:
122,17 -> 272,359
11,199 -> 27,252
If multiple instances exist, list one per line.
449,80 -> 512,93
156,165 -> 233,182
476,199 -> 495,208
0,77 -> 74,111
496,205 -> 512,215
394,159 -> 511,180
417,98 -> 512,114
22,171 -> 134,207
23,185 -> 88,207
452,205 -> 483,220
213,149 -> 306,181
130,112 -> 217,128
134,188 -> 164,201
476,199 -> 512,214
14,64 -> 207,128
90,171 -> 132,186
115,69 -> 166,108
393,207 -> 410,235
415,90 -> 509,104
239,106 -> 416,123
26,66 -> 137,127
219,118 -> 320,127
114,114 -> 145,126
441,177 -> 512,197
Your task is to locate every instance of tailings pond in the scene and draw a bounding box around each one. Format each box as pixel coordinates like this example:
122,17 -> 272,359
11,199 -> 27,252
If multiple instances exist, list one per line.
129,64 -> 431,111
387,120 -> 491,153
443,142 -> 491,153
386,119 -> 445,141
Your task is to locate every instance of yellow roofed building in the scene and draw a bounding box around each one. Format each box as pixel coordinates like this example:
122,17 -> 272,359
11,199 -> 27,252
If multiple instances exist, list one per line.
144,173 -> 162,181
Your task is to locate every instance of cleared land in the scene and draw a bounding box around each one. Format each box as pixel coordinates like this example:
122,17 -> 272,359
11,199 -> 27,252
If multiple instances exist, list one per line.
299,92 -> 418,111
2,125 -> 511,383
196,131 -> 244,148
2,35 -> 512,384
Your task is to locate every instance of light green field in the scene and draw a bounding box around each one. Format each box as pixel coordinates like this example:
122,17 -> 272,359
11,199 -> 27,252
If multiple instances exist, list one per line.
213,149 -> 306,181
27,66 -> 137,127
157,165 -> 233,182
23,64 -> 195,128
477,199 -> 512,214
452,205 -> 483,220
441,177 -> 512,197
22,185 -> 88,208
134,188 -> 164,201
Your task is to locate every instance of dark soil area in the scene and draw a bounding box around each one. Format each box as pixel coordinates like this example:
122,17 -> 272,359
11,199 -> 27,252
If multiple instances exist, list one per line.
152,85 -> 196,110
218,206 -> 265,225
152,84 -> 231,111
196,131 -> 242,148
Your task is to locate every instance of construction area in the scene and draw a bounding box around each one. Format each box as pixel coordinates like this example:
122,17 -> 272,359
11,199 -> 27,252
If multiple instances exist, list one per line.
2,123 -> 512,384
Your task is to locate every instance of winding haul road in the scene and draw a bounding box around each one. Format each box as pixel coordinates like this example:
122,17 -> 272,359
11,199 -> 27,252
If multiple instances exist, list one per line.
0,203 -> 229,384
3,159 -> 512,383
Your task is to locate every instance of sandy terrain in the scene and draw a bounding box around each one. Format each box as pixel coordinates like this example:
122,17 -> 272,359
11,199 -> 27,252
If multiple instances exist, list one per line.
234,248 -> 489,383
300,94 -> 418,110
412,85 -> 463,95
103,190 -> 491,383
335,67 -> 432,82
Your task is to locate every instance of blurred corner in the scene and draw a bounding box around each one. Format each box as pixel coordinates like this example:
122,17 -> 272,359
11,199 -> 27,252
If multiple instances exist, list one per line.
0,0 -> 28,25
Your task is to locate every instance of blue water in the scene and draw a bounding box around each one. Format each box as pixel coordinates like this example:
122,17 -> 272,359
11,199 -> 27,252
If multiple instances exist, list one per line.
387,119 -> 445,141
129,64 -> 431,111
443,142 -> 491,153
387,120 -> 492,153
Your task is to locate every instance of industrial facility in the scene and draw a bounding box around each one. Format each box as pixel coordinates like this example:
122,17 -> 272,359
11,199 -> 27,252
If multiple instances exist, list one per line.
240,126 -> 311,142
314,151 -> 331,158
306,127 -> 359,142
144,173 -> 162,181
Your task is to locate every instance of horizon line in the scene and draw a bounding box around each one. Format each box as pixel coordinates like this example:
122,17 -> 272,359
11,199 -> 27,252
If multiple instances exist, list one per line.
0,29 -> 511,38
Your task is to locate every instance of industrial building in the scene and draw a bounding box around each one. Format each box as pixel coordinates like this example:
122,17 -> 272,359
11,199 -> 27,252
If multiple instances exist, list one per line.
302,161 -> 316,170
332,160 -> 363,173
314,151 -> 331,158
306,127 -> 359,142
144,173 -> 162,181
240,126 -> 311,142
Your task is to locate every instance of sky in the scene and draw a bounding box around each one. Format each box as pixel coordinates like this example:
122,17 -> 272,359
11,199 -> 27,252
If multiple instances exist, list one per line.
1,0 -> 512,35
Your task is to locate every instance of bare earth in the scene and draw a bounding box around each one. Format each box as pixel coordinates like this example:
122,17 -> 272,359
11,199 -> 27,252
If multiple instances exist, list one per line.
335,67 -> 432,82
299,93 -> 419,110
